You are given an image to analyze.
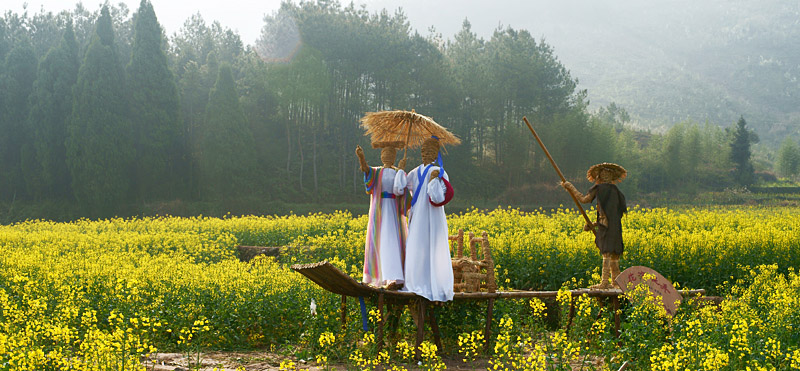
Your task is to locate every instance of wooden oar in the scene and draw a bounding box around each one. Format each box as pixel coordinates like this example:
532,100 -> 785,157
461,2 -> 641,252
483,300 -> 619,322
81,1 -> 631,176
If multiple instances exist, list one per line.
522,116 -> 596,236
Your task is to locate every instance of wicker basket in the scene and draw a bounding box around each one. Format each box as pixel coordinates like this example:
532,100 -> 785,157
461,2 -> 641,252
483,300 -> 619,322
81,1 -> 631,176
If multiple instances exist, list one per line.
449,230 -> 496,293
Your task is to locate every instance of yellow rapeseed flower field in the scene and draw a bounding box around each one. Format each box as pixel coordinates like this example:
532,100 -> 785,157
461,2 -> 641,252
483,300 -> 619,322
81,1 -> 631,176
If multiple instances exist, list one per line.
2,206 -> 800,370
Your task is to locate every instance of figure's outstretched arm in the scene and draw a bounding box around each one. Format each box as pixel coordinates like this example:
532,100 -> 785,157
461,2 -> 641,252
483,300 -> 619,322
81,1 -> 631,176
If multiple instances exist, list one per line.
355,145 -> 369,173
561,181 -> 597,232
561,181 -> 595,204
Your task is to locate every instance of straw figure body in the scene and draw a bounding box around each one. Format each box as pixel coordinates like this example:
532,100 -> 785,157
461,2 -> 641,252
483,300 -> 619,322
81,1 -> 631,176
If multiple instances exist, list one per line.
401,137 -> 455,302
561,163 -> 628,289
356,142 -> 409,290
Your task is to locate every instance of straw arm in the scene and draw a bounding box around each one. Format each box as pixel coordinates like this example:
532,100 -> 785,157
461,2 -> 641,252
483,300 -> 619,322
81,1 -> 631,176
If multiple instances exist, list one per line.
563,182 -> 595,204
355,145 -> 369,173
522,117 -> 596,236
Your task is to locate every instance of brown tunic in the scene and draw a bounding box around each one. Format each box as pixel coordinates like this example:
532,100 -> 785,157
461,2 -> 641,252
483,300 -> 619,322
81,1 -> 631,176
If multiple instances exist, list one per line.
571,183 -> 627,255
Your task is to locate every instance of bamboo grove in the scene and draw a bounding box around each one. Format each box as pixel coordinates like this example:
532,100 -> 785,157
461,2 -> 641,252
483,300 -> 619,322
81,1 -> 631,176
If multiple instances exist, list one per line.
0,1 -> 775,219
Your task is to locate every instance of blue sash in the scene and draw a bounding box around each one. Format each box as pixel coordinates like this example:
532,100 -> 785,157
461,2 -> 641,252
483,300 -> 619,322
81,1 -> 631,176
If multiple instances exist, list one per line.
411,164 -> 434,208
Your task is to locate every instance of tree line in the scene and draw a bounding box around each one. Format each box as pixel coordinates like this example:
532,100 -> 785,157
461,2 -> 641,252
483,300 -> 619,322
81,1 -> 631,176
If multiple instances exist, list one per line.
0,0 -> 786,218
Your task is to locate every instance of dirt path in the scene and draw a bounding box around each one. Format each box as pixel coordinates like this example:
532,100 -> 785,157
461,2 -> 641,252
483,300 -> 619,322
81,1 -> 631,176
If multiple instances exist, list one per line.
143,351 -> 491,370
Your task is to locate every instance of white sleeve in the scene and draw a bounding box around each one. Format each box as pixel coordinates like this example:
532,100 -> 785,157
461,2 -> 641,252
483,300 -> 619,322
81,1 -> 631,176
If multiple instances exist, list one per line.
393,169 -> 407,195
406,167 -> 417,192
427,167 -> 446,204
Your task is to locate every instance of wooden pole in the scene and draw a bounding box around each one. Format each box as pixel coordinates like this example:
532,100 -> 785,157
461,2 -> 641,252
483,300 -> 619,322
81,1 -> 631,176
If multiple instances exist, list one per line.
402,121 -> 413,164
522,116 -> 596,236
402,110 -> 416,164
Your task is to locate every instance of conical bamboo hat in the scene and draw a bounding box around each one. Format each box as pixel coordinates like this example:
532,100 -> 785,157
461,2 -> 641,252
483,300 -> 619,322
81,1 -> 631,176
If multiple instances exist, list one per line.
587,163 -> 627,184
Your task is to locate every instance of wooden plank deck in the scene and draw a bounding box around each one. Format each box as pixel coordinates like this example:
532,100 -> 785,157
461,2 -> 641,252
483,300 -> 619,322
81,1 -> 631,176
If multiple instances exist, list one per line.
291,260 -> 706,355
291,260 -> 705,300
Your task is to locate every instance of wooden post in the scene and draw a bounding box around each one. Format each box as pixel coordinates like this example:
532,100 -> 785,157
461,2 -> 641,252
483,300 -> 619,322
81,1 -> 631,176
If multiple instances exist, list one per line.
613,296 -> 621,338
469,231 -> 477,261
457,229 -> 464,258
482,231 -> 497,293
415,298 -> 426,359
565,299 -> 576,334
523,116 -> 596,237
484,298 -> 495,351
340,295 -> 347,331
387,303 -> 401,345
377,291 -> 384,353
428,304 -> 442,350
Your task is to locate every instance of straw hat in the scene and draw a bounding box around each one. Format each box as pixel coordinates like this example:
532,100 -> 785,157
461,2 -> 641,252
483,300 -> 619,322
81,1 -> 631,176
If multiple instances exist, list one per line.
360,110 -> 461,148
587,163 -> 627,184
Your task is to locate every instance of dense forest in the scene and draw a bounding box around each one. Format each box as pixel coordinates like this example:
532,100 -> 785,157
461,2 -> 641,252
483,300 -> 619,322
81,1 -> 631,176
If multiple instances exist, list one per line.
0,0 -> 795,220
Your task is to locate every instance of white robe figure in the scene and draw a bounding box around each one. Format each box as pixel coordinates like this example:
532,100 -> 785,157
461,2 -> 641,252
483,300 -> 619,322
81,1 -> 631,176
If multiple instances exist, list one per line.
361,166 -> 409,287
401,164 -> 454,302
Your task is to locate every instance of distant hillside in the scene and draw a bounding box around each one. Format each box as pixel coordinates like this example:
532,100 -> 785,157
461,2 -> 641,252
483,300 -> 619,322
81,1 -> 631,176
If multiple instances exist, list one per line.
380,0 -> 800,147
547,0 -> 800,146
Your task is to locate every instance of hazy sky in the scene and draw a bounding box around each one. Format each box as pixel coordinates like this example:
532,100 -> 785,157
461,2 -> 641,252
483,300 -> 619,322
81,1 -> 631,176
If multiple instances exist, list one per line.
9,0 -> 284,44
7,0 -> 797,132
7,0 -> 568,46
2,0 -> 676,112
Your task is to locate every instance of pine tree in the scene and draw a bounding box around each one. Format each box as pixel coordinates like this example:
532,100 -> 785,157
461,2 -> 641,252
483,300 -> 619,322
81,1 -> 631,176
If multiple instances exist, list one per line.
179,60 -> 208,199
127,0 -> 182,201
27,20 -> 80,200
662,123 -> 685,187
684,124 -> 702,186
0,20 -> 8,61
0,22 -> 7,200
66,6 -> 134,213
0,39 -> 38,200
777,138 -> 800,180
198,63 -> 257,200
730,116 -> 757,186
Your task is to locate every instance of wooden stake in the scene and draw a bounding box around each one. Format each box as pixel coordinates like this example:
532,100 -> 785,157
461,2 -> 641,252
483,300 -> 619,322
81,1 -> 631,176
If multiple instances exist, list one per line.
522,116 -> 596,237
484,298 -> 495,352
340,295 -> 347,331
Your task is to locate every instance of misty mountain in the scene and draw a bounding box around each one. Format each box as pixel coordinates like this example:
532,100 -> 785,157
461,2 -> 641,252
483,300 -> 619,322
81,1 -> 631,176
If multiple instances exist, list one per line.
366,0 -> 800,147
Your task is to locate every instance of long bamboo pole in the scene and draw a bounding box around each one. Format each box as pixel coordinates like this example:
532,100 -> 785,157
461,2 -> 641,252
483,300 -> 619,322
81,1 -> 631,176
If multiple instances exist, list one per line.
522,116 -> 596,236
402,110 -> 417,165
402,120 -> 413,164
